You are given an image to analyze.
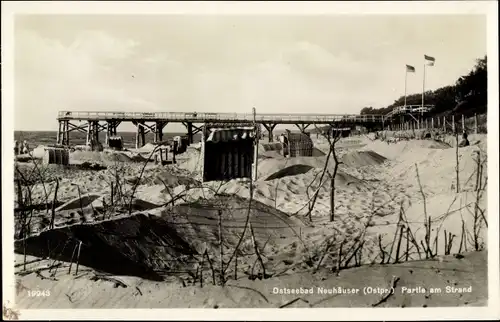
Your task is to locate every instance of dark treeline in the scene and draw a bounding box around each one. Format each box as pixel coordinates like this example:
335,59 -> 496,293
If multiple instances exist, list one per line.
360,56 -> 487,118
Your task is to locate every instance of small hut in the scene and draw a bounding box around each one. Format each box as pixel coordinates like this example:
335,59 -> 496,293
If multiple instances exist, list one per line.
42,147 -> 69,166
202,125 -> 256,182
283,130 -> 314,157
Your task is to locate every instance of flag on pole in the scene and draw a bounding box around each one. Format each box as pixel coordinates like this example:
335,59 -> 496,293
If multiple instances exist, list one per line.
406,64 -> 416,73
424,55 -> 435,66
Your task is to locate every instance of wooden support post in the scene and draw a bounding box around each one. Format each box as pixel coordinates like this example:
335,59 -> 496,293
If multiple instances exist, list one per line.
161,122 -> 166,142
437,116 -> 440,128
56,121 -> 62,145
62,121 -> 66,145
140,122 -> 146,148
474,113 -> 478,134
159,148 -> 164,164
201,124 -> 206,182
295,124 -> 310,133
86,122 -> 91,146
134,122 -> 139,150
106,121 -> 112,146
431,118 -> 434,129
154,121 -> 167,143
186,122 -> 194,144
93,121 -> 99,145
64,121 -> 70,145
262,123 -> 277,142
252,108 -> 259,182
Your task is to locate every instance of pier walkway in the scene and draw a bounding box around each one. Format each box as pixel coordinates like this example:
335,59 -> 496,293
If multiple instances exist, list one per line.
56,110 -> 388,148
55,108 -> 435,148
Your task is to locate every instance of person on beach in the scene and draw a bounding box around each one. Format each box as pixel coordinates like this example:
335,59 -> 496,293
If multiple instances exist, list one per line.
22,140 -> 29,154
279,133 -> 289,157
462,130 -> 470,147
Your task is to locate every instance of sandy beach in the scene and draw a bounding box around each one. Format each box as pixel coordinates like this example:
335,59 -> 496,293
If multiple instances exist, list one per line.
13,133 -> 488,308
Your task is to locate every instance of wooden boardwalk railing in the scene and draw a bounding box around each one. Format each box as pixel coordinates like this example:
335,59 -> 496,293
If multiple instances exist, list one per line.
57,111 -> 387,124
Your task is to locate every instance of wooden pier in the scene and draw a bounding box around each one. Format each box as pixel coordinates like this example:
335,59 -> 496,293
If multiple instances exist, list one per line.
56,110 -> 392,148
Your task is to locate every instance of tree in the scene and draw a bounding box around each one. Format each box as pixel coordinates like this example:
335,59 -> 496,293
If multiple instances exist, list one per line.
455,56 -> 487,106
358,55 -> 487,117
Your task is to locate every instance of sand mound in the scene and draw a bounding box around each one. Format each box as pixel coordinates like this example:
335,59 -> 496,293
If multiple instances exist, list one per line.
137,143 -> 157,153
129,154 -> 149,162
341,151 -> 387,167
69,151 -> 135,164
55,193 -> 103,211
15,195 -> 303,280
311,147 -> 326,156
32,146 -> 47,159
70,151 -> 103,163
128,170 -> 200,188
153,171 -> 199,188
265,164 -> 314,181
425,140 -> 452,149
165,194 -> 304,253
101,152 -> 132,163
360,139 -> 454,160
15,250 -> 487,308
15,213 -> 193,281
177,150 -> 204,175
257,156 -> 336,180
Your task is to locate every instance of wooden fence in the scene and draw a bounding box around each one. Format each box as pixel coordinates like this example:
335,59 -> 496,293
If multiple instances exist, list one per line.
388,113 -> 487,134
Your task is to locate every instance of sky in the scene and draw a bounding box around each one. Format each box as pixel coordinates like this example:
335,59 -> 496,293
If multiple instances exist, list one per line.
13,14 -> 486,131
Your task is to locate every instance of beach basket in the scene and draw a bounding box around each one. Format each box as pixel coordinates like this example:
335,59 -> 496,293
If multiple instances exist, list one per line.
42,147 -> 69,166
172,136 -> 189,154
284,130 -> 313,157
108,136 -> 124,150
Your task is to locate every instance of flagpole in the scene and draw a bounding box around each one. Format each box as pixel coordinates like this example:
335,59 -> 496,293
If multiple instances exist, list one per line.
422,62 -> 426,111
404,67 -> 408,108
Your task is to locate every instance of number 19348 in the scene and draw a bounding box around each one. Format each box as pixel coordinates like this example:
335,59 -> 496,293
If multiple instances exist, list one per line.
28,290 -> 51,297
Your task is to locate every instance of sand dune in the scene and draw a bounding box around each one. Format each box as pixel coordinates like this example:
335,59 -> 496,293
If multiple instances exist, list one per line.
15,250 -> 487,308
341,150 -> 387,167
14,134 -> 489,309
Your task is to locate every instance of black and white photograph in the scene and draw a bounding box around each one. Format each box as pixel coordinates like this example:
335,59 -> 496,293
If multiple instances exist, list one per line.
2,1 -> 499,320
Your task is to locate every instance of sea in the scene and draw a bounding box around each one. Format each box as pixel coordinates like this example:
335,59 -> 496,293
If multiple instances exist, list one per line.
14,131 -> 202,149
